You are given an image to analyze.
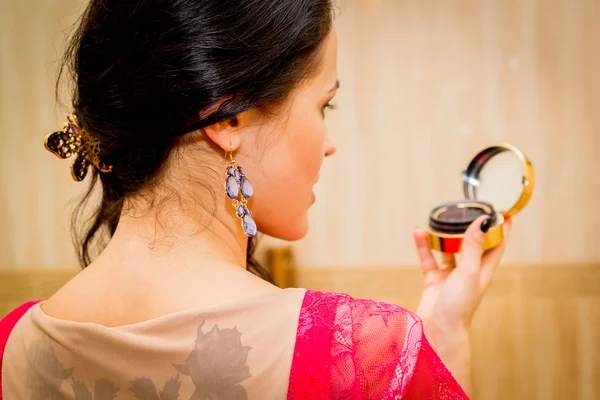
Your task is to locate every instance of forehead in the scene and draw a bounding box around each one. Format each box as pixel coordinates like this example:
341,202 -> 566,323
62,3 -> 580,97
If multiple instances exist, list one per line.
285,28 -> 338,99
301,28 -> 338,91
319,28 -> 338,78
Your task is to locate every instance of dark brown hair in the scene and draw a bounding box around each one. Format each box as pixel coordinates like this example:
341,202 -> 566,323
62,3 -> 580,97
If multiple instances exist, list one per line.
59,0 -> 334,280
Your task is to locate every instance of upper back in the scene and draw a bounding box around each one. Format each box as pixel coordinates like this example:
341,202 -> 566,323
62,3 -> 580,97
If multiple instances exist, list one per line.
2,288 -> 306,400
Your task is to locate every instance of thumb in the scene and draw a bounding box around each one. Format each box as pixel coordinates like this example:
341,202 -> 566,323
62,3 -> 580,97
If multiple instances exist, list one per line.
459,215 -> 492,275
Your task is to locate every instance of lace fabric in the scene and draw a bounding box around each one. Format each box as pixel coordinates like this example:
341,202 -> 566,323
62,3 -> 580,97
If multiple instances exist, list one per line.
287,290 -> 469,399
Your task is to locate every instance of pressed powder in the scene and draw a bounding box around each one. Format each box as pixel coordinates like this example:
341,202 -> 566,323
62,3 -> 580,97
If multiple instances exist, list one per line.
429,200 -> 496,234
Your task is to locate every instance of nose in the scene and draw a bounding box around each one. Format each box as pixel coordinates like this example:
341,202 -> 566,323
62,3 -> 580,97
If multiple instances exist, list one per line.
324,135 -> 337,158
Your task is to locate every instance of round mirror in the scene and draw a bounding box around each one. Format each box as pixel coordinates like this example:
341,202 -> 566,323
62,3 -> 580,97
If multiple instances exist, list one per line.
462,144 -> 534,216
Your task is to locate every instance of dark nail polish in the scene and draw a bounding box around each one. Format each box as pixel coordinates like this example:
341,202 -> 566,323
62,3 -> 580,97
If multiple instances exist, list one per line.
481,217 -> 492,233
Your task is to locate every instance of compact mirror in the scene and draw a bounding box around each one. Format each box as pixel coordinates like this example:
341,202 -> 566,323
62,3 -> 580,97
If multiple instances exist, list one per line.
427,144 -> 535,254
462,144 -> 534,217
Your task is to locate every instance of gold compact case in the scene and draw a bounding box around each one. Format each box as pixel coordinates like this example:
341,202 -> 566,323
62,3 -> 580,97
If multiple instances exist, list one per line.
426,144 -> 535,254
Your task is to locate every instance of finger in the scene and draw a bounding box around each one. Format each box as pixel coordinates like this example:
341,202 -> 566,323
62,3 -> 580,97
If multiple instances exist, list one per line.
458,215 -> 492,275
480,216 -> 513,287
441,252 -> 456,269
413,228 -> 439,274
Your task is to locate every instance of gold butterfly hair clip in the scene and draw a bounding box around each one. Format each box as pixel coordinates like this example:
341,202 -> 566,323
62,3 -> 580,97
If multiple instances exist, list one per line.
44,114 -> 113,182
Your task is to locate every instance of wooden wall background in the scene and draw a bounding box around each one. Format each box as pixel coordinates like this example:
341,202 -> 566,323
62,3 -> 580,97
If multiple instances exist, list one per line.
0,0 -> 86,270
1,1 -> 599,399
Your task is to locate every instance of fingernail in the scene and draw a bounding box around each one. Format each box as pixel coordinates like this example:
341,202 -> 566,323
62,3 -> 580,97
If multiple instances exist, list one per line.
481,217 -> 492,233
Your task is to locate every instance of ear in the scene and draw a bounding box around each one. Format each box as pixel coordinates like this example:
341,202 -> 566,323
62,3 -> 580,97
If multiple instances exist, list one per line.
202,104 -> 263,153
202,117 -> 242,153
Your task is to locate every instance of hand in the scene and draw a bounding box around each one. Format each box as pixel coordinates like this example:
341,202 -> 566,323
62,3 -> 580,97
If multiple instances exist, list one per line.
413,215 -> 512,338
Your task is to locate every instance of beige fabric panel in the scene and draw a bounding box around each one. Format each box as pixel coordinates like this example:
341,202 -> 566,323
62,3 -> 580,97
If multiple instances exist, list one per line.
3,288 -> 306,399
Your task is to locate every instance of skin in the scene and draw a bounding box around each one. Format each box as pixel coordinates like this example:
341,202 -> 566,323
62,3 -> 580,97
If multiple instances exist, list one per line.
414,215 -> 512,397
43,27 -> 510,396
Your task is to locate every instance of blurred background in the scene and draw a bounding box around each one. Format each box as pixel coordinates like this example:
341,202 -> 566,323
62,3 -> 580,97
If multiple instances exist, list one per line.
1,0 -> 598,399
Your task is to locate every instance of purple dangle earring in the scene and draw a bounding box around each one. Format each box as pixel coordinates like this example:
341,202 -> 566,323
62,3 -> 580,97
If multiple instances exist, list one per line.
225,152 -> 257,237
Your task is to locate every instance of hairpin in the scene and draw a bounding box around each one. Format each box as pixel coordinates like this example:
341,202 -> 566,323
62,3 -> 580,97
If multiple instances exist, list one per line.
44,114 -> 113,182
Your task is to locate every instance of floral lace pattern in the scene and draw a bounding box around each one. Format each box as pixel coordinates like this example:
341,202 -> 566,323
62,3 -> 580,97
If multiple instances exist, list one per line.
287,290 -> 469,399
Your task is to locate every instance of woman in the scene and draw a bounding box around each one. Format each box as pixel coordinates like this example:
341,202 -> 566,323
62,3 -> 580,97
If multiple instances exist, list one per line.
1,0 -> 511,398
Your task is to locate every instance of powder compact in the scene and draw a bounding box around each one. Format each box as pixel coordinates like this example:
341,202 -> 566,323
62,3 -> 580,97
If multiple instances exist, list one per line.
426,144 -> 535,254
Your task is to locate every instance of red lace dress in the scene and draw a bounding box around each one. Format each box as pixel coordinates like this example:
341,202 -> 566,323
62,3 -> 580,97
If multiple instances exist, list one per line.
287,290 -> 469,399
1,289 -> 468,399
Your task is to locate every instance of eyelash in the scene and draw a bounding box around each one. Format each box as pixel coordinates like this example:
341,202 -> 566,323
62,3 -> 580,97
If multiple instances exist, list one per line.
323,102 -> 338,112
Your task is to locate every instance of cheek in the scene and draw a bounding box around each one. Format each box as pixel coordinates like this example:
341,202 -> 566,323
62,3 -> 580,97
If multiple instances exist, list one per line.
249,114 -> 326,239
255,110 -> 326,189
290,120 -> 326,178
286,113 -> 326,186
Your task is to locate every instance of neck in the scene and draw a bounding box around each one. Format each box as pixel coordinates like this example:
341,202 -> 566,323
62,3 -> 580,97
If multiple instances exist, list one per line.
95,198 -> 249,272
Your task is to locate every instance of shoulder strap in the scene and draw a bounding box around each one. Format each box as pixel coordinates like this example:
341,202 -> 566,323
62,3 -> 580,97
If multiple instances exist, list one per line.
0,301 -> 41,398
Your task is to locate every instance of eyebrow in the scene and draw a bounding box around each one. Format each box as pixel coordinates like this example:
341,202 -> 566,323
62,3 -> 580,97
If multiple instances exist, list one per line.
329,80 -> 340,93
